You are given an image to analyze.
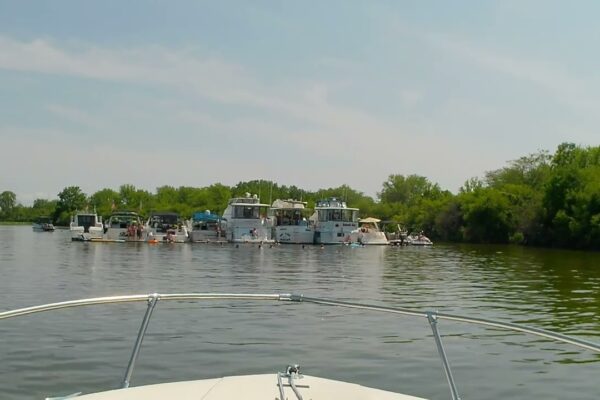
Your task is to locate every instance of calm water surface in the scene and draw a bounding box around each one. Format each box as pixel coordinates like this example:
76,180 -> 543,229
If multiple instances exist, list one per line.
0,226 -> 599,399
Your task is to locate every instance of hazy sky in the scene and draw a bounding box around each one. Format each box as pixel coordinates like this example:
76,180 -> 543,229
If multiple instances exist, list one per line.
1,1 -> 598,204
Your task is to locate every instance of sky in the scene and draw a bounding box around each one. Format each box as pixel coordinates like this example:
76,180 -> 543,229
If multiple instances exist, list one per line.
1,1 -> 599,205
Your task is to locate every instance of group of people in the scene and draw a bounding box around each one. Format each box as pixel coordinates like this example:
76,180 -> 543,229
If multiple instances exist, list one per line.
126,222 -> 180,242
126,222 -> 144,240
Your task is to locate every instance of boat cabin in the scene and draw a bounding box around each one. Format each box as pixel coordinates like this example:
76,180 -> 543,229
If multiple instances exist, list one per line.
271,199 -> 310,226
314,198 -> 358,223
147,212 -> 180,233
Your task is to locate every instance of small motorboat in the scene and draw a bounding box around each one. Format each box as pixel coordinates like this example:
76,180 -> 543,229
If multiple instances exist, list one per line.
406,232 -> 433,246
32,216 -> 55,232
349,217 -> 389,245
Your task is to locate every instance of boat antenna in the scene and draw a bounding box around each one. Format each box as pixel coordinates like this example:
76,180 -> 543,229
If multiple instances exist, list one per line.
269,181 -> 273,204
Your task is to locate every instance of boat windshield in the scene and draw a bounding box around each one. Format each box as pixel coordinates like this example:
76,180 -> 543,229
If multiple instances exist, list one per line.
109,214 -> 140,228
233,205 -> 265,219
76,214 -> 97,227
273,209 -> 309,226
318,209 -> 358,222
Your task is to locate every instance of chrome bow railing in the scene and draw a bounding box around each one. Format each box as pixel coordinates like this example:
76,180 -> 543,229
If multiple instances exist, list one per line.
1,293 -> 599,400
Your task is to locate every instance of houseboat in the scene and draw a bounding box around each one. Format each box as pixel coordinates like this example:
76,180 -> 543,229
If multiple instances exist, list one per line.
310,198 -> 358,244
271,199 -> 314,244
221,194 -> 274,243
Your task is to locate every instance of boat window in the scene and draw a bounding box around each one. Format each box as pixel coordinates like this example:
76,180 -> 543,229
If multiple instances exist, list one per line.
342,210 -> 357,222
331,210 -> 341,221
234,206 -> 260,219
276,209 -> 304,225
78,215 -> 96,227
318,210 -> 329,222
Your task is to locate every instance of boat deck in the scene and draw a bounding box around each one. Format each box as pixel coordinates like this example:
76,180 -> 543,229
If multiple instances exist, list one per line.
75,374 -> 425,400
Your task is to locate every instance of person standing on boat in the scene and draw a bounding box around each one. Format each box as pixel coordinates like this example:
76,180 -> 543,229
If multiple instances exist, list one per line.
128,223 -> 136,239
137,223 -> 143,240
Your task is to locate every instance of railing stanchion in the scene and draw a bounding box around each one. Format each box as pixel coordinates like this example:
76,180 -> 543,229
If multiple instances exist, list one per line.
427,311 -> 461,400
121,293 -> 159,388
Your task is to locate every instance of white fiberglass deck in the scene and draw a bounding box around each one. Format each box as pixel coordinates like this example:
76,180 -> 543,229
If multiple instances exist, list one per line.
76,374 -> 426,400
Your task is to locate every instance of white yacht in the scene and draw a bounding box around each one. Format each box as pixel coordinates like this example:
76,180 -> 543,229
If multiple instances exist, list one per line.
310,198 -> 358,244
145,212 -> 189,243
104,211 -> 145,241
70,211 -> 103,241
222,194 -> 274,243
350,217 -> 389,245
189,210 -> 226,243
271,199 -> 314,244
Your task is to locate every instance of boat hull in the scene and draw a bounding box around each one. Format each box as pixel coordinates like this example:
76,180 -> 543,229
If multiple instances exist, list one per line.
71,227 -> 104,241
274,225 -> 314,244
228,223 -> 273,243
350,230 -> 389,245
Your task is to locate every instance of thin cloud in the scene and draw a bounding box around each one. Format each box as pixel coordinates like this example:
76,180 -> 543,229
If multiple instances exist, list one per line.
0,35 -> 414,142
427,33 -> 598,111
0,35 -> 503,197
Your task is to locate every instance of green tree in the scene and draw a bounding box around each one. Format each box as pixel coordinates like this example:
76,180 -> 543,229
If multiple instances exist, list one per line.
32,199 -> 58,220
379,174 -> 442,206
485,150 -> 551,189
54,186 -> 87,225
459,188 -> 512,243
0,190 -> 17,219
90,188 -> 120,218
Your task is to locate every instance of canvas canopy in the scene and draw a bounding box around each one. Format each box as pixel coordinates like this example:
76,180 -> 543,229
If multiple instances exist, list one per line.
359,217 -> 381,223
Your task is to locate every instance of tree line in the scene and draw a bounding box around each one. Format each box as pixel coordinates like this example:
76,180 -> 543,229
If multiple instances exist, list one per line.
1,143 -> 598,250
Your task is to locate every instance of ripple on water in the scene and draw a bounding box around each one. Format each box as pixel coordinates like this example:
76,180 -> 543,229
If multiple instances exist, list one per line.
0,229 -> 599,399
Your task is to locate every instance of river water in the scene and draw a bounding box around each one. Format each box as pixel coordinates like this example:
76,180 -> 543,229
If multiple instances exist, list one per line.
0,226 -> 598,399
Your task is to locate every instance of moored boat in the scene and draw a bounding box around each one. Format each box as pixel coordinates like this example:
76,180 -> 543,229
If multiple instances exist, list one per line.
222,193 -> 274,243
32,216 -> 55,232
70,211 -> 103,241
189,210 -> 226,243
271,199 -> 314,244
310,198 -> 358,244
350,217 -> 389,245
145,212 -> 189,243
406,232 -> 433,246
104,211 -> 145,241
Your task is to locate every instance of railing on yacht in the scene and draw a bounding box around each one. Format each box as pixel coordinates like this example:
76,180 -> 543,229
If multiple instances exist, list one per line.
1,293 -> 599,400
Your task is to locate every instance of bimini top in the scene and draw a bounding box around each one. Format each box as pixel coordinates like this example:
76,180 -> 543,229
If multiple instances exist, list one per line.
148,212 -> 179,224
228,193 -> 270,207
271,199 -> 307,209
109,211 -> 141,217
315,198 -> 358,210
193,211 -> 222,222
359,217 -> 381,224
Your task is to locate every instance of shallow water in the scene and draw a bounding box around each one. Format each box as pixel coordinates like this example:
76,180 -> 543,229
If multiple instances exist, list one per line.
0,226 -> 599,399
